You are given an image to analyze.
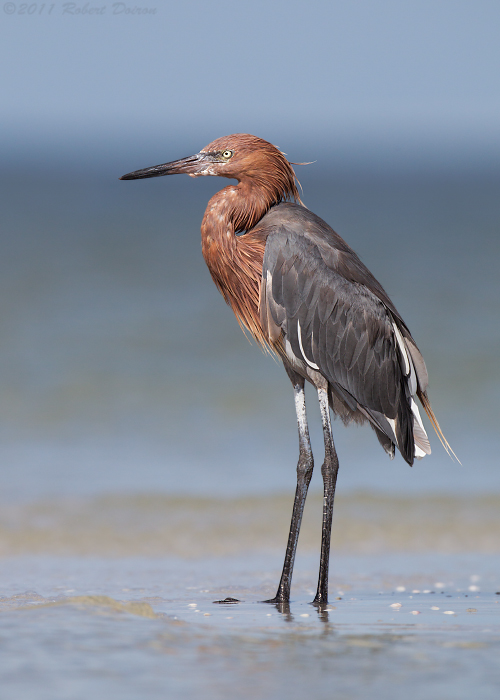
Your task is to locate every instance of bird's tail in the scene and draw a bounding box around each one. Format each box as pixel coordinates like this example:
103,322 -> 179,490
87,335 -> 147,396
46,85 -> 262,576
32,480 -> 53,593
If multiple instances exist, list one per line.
418,389 -> 461,463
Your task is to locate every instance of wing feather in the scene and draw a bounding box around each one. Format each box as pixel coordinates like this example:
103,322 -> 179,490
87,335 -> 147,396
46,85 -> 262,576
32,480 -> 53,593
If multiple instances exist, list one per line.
259,203 -> 432,465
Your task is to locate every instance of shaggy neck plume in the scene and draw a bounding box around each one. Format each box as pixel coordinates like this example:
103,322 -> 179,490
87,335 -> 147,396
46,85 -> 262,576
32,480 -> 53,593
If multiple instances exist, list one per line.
200,163 -> 299,345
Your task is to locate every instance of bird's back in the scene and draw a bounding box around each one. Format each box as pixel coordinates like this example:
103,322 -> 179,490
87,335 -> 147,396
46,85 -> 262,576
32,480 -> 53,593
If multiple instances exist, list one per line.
256,202 -> 431,465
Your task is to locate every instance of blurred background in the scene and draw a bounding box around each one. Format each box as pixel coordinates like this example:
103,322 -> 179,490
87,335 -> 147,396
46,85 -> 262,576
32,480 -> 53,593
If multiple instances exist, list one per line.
1,0 -> 499,503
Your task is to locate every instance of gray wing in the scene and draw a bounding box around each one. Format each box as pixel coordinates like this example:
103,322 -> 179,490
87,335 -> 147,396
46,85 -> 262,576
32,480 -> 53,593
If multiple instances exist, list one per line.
259,204 -> 430,465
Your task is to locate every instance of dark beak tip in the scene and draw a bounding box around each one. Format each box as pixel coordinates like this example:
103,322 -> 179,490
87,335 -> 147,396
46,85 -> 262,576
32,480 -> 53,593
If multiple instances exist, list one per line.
119,172 -> 138,180
119,153 -> 206,181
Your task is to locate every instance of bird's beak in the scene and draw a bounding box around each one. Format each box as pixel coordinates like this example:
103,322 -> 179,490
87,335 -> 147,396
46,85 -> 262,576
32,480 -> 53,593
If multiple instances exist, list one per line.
120,152 -> 212,180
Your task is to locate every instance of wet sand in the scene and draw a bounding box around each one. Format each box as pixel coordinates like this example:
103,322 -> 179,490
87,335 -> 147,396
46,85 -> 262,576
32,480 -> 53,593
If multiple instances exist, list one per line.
0,494 -> 499,699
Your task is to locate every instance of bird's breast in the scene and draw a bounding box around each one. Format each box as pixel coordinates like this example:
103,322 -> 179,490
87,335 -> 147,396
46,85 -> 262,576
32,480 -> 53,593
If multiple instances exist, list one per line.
201,212 -> 268,347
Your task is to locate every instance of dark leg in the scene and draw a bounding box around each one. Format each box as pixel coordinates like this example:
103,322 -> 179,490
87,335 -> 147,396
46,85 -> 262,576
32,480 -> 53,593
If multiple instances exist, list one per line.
265,371 -> 314,604
313,386 -> 340,606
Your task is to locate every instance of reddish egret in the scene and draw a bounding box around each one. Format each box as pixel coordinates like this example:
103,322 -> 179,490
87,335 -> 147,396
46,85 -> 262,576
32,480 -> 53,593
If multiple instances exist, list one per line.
121,134 -> 454,606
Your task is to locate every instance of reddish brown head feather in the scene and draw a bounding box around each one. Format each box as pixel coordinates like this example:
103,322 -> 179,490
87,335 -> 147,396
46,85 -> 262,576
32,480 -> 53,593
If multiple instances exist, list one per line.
199,134 -> 300,347
201,134 -> 301,232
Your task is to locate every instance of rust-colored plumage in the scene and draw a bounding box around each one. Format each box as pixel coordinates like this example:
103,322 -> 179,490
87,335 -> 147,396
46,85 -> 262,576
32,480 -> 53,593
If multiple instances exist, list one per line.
199,135 -> 301,344
121,133 -> 455,608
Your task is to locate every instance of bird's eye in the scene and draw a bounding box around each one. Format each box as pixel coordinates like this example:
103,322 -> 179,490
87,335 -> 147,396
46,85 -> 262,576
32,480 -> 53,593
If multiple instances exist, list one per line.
221,150 -> 233,160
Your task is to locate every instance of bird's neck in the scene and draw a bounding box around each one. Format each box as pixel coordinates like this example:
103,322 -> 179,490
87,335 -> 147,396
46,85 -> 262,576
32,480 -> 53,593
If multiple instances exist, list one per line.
200,182 -> 270,345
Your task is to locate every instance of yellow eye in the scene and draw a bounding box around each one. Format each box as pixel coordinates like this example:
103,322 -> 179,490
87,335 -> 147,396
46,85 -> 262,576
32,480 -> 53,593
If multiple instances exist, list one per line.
221,150 -> 233,160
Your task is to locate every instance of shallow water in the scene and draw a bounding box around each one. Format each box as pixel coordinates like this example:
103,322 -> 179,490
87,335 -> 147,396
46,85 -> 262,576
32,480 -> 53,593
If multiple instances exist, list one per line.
1,553 -> 499,700
0,494 -> 499,698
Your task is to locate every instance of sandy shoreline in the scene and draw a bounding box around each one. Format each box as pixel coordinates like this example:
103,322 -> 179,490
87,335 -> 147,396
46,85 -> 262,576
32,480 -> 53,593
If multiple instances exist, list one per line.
1,491 -> 499,557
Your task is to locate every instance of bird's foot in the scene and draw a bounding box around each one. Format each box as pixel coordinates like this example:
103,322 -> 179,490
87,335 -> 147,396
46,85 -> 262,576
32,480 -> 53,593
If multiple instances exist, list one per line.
262,597 -> 291,615
212,597 -> 240,604
262,596 -> 287,604
311,595 -> 328,607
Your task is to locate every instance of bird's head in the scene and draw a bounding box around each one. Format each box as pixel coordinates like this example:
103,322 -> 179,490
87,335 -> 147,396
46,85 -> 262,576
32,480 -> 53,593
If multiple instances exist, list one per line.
120,133 -> 301,204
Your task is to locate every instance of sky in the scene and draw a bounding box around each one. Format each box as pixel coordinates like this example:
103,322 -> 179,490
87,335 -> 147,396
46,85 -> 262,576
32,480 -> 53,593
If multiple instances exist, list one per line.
1,0 -> 500,167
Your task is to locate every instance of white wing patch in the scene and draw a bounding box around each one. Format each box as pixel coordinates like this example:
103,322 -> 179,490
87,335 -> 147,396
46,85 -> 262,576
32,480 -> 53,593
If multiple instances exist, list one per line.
411,398 -> 431,458
390,322 -> 431,460
387,417 -> 397,437
393,322 -> 418,396
392,322 -> 410,375
297,319 -> 319,370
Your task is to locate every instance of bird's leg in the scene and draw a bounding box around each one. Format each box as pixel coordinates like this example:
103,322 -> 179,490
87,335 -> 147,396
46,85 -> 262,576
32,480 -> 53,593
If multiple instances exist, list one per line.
313,386 -> 339,607
265,372 -> 314,605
